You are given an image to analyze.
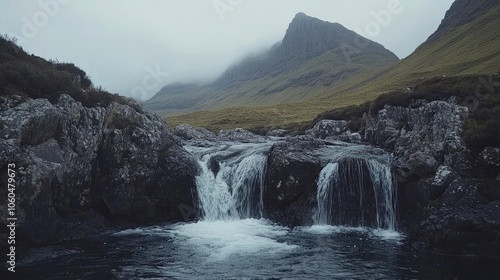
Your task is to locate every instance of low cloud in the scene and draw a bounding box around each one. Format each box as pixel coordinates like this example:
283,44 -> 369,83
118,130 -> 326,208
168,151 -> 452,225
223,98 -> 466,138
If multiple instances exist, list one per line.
0,0 -> 454,100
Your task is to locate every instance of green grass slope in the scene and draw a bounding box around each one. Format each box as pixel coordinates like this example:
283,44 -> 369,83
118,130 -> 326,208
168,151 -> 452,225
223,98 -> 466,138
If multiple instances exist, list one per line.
317,2 -> 500,102
0,35 -> 141,111
145,13 -> 399,117
168,2 -> 500,132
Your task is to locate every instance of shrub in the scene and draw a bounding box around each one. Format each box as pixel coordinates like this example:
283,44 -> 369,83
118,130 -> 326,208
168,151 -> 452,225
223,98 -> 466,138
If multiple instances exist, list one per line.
0,36 -> 143,113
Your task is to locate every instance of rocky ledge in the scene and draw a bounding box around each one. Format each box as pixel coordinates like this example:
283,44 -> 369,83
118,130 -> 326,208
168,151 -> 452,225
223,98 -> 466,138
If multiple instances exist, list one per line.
365,99 -> 500,256
2,93 -> 499,260
175,99 -> 500,257
0,94 -> 199,250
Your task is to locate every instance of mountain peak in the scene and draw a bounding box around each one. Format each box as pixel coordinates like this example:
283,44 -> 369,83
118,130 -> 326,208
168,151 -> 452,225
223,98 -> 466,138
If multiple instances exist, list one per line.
293,12 -> 308,18
282,13 -> 348,57
281,12 -> 397,62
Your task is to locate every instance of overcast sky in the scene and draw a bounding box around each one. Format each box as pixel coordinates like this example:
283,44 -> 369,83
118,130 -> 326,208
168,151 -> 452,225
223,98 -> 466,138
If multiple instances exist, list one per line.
0,0 -> 455,100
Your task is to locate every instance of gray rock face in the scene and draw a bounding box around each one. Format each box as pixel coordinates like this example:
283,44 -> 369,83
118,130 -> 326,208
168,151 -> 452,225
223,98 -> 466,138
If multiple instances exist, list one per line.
218,128 -> 268,143
174,124 -> 218,142
267,129 -> 289,137
406,152 -> 440,178
307,120 -> 349,138
365,99 -> 500,256
481,147 -> 500,167
430,165 -> 460,200
264,137 -> 323,226
307,119 -> 362,142
418,179 -> 500,256
366,100 -> 470,179
0,94 -> 198,246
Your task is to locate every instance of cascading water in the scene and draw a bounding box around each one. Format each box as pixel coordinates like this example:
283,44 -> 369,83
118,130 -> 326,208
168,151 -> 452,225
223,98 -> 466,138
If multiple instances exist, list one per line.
174,143 -> 297,262
314,152 -> 396,230
193,145 -> 269,221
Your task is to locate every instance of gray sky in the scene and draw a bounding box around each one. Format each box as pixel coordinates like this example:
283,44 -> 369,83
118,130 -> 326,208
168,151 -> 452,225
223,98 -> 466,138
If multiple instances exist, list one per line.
1,0 -> 455,100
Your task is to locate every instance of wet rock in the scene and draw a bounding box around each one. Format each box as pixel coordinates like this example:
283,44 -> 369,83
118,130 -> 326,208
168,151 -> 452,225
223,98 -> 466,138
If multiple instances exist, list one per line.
365,101 -> 470,175
306,120 -> 351,140
481,147 -> 500,167
307,119 -> 349,137
430,165 -> 460,200
174,124 -> 218,143
364,105 -> 408,150
417,179 -> 500,256
267,129 -> 289,137
218,128 -> 267,143
0,94 -> 198,247
264,137 -> 323,226
407,152 -> 439,178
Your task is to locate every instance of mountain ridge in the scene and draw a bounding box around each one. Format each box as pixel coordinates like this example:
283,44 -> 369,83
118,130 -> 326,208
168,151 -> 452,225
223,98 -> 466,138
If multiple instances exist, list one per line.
424,0 -> 499,44
144,13 -> 399,116
165,0 -> 500,132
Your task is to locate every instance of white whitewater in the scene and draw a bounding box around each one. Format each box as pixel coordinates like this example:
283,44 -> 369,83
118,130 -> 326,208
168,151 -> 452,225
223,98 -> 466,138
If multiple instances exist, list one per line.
117,142 -> 402,265
195,150 -> 268,221
367,158 -> 396,231
171,143 -> 297,261
314,154 -> 397,231
315,162 -> 339,225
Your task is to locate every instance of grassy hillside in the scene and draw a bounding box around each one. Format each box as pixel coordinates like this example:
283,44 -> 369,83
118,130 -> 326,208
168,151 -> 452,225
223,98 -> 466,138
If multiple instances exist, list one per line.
146,13 -> 398,117
0,35 -> 141,111
168,3 -> 500,132
150,47 -> 397,117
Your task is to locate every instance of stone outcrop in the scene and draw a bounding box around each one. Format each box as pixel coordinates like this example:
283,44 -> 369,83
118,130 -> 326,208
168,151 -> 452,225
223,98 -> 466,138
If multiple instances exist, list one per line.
364,99 -> 500,256
417,179 -> 500,257
365,100 -> 470,178
307,120 -> 349,138
0,94 -> 198,247
264,136 -> 324,226
218,128 -> 268,143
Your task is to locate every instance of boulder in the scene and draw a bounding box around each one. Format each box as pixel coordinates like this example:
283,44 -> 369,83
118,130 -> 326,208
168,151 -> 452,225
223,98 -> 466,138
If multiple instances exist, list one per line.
218,128 -> 267,143
306,120 -> 350,139
264,137 -> 323,226
174,124 -> 219,145
267,129 -> 289,137
407,152 -> 439,178
417,179 -> 500,256
481,146 -> 500,167
430,165 -> 460,200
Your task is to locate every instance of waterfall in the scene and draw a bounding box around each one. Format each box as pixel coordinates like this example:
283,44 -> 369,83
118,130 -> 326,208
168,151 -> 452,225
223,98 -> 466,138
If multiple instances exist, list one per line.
195,150 -> 268,221
315,162 -> 339,225
366,159 -> 396,231
314,156 -> 396,230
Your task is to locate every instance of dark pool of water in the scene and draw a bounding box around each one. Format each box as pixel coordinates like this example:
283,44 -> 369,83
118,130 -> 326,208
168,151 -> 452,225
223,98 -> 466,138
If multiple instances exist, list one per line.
11,219 -> 500,279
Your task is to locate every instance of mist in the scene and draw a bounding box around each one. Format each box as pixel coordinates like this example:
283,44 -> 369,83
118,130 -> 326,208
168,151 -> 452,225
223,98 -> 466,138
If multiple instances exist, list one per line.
0,0 -> 455,100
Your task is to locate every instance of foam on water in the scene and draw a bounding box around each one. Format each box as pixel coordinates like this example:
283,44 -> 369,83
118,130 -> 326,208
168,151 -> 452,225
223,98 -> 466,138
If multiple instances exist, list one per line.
300,225 -> 403,242
170,219 -> 297,261
301,225 -> 368,235
371,228 -> 404,242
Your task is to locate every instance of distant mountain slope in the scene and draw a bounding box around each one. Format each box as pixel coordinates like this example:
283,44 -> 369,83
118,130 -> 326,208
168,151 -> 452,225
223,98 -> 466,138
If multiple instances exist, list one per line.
144,13 -> 399,116
318,0 -> 500,101
425,0 -> 499,44
166,0 -> 500,132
